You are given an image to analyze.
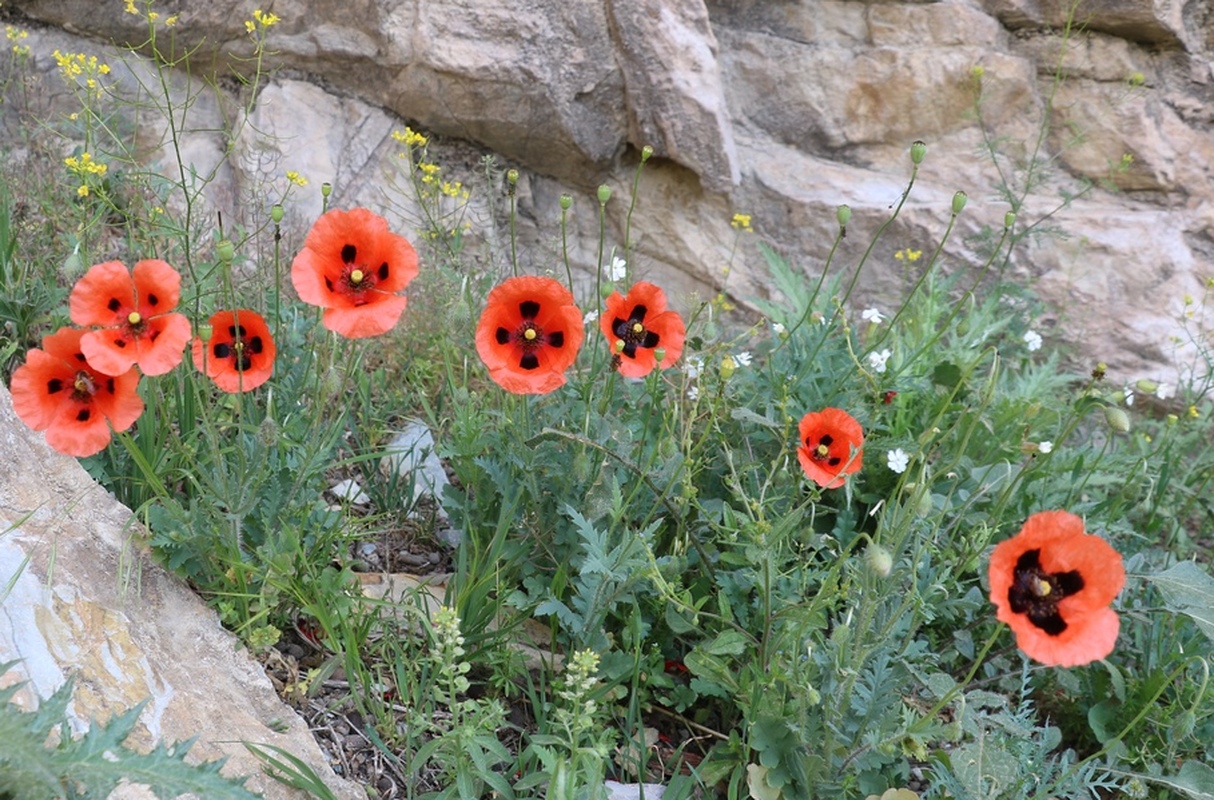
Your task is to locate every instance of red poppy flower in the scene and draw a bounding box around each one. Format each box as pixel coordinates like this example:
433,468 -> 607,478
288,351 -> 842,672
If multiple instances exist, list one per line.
797,407 -> 864,489
68,259 -> 192,376
475,275 -> 584,394
191,309 -> 276,393
988,510 -> 1125,667
600,281 -> 686,378
9,326 -> 143,457
290,207 -> 420,338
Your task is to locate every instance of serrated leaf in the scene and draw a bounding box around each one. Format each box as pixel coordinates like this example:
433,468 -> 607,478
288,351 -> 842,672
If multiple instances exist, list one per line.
703,629 -> 751,656
925,672 -> 956,700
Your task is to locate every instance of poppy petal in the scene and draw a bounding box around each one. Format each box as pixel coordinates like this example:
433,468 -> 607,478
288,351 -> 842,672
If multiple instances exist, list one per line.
9,348 -> 73,430
322,295 -> 408,339
45,399 -> 117,457
475,276 -> 583,394
80,328 -> 138,377
133,313 -> 192,375
132,259 -> 182,316
69,260 -> 135,327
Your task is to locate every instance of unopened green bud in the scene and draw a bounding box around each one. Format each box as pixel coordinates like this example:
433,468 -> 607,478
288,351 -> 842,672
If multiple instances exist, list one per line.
599,282 -> 615,299
951,191 -> 968,215
1004,210 -> 1016,228
910,140 -> 927,165
865,544 -> 893,578
1105,405 -> 1131,433
216,238 -> 235,264
256,416 -> 280,448
597,184 -> 612,205
720,355 -> 736,381
653,347 -> 666,365
198,323 -> 213,343
614,339 -> 625,353
916,489 -> 934,517
506,168 -> 519,185
321,181 -> 332,198
559,194 -> 573,210
836,204 -> 852,227
641,144 -> 654,162
1135,378 -> 1159,394
270,203 -> 284,224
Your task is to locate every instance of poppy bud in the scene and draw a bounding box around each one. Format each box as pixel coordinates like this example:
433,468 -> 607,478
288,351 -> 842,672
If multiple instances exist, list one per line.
865,544 -> 893,577
720,355 -> 736,380
216,238 -> 235,264
599,282 -> 615,299
321,181 -> 332,198
641,145 -> 654,162
653,347 -> 666,364
256,416 -> 280,447
559,194 -> 572,211
270,203 -> 284,224
951,191 -> 968,215
1092,362 -> 1107,380
597,184 -> 612,205
910,140 -> 927,165
198,323 -> 213,342
836,204 -> 852,227
1105,405 -> 1131,433
917,489 -> 934,517
1004,210 -> 1016,228
506,168 -> 519,186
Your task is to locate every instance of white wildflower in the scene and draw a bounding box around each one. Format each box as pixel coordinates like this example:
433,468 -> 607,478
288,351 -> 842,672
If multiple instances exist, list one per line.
583,310 -> 599,325
867,348 -> 892,374
1038,441 -> 1053,454
861,307 -> 885,324
1156,383 -> 1173,400
1124,386 -> 1135,407
683,356 -> 704,380
886,448 -> 909,474
604,255 -> 627,282
687,385 -> 700,401
1023,329 -> 1043,352
734,351 -> 753,367
771,322 -> 786,335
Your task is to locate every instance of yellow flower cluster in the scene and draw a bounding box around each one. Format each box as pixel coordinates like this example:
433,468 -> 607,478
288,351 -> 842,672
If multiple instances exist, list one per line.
894,248 -> 923,262
285,170 -> 308,187
245,8 -> 281,32
52,50 -> 111,90
64,152 -> 109,177
730,212 -> 753,232
417,161 -> 440,185
5,24 -> 30,57
392,127 -> 429,148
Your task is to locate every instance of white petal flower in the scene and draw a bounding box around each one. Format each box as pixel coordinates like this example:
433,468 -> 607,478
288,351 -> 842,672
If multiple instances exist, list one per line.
687,385 -> 700,401
604,255 -> 627,282
1156,383 -> 1173,400
735,351 -> 753,367
771,322 -> 786,335
861,307 -> 885,324
1023,329 -> 1043,352
583,310 -> 599,324
1038,441 -> 1053,454
886,448 -> 909,474
683,356 -> 704,380
867,348 -> 892,374
1124,386 -> 1135,407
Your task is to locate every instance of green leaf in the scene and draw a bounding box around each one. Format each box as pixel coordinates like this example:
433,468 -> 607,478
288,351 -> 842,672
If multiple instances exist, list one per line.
1148,562 -> 1214,642
702,629 -> 751,656
1141,760 -> 1214,800
931,362 -> 964,391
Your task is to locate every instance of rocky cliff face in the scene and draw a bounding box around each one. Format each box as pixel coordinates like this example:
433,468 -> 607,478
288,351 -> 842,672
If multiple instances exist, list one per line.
5,0 -> 1213,383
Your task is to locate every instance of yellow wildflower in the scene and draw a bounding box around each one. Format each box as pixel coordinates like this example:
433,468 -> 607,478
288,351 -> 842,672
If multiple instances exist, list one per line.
77,185 -> 90,197
165,14 -> 179,26
1189,405 -> 1200,419
252,9 -> 281,27
392,127 -> 428,148
730,212 -> 752,232
147,11 -> 158,22
286,170 -> 308,187
124,0 -> 137,13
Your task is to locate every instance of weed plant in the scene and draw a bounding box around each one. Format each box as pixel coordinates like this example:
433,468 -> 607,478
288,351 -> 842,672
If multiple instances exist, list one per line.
2,4 -> 1214,800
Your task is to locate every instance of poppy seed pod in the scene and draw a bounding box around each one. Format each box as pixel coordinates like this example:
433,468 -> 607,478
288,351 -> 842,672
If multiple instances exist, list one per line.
952,191 -> 968,215
641,145 -> 654,162
216,238 -> 235,264
836,204 -> 852,227
1004,210 -> 1016,228
910,140 -> 927,165
321,181 -> 332,198
597,184 -> 612,205
270,204 -> 285,224
559,194 -> 573,211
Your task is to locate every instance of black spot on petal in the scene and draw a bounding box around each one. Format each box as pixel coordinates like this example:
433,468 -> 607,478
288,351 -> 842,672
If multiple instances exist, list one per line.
520,301 -> 540,319
819,434 -> 834,447
641,331 -> 660,348
147,293 -> 159,307
378,262 -> 389,280
828,457 -> 841,467
520,353 -> 539,370
47,379 -> 64,394
250,336 -> 264,354
629,305 -> 649,323
108,298 -> 121,312
496,328 -> 510,345
548,331 -> 564,348
76,409 -> 91,422
214,343 -> 231,359
105,378 -> 115,394
341,244 -> 357,264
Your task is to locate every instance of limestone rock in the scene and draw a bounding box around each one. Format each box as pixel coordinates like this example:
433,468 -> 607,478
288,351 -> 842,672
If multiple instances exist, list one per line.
0,385 -> 362,800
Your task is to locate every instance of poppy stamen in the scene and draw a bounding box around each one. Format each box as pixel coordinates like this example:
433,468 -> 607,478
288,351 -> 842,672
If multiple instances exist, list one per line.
73,371 -> 96,397
127,311 -> 142,325
350,269 -> 364,285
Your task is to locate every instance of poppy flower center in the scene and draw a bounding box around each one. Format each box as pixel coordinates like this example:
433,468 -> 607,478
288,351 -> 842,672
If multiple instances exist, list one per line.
72,371 -> 96,398
611,305 -> 660,359
494,300 -> 566,371
808,434 -> 842,467
128,311 -> 142,325
1008,548 -> 1085,636
350,269 -> 364,285
212,324 -> 265,373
